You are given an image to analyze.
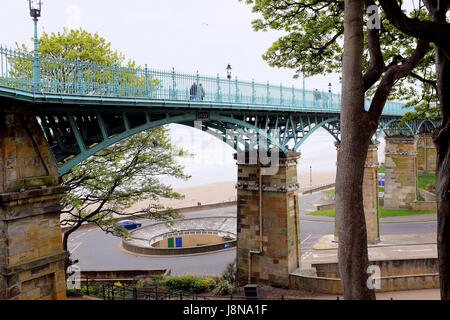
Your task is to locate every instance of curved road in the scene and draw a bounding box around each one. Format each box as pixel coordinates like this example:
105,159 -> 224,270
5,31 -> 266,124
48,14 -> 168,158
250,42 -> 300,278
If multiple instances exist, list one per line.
68,193 -> 437,276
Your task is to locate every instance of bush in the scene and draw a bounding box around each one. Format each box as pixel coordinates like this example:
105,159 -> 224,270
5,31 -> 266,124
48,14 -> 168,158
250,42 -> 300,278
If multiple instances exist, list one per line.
66,288 -> 78,296
163,275 -> 216,294
222,260 -> 236,284
213,280 -> 233,296
136,275 -> 165,289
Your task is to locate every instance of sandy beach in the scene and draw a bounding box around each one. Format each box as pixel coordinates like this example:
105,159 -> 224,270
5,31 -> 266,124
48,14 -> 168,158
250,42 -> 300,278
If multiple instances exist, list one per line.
128,170 -> 336,212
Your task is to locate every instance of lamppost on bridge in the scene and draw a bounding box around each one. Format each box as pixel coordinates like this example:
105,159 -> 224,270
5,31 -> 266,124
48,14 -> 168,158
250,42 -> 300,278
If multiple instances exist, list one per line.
328,82 -> 332,108
226,64 -> 232,102
28,0 -> 42,92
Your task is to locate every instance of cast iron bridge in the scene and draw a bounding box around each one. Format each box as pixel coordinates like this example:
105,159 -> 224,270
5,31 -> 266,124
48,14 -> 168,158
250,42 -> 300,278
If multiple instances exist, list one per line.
0,46 -> 437,175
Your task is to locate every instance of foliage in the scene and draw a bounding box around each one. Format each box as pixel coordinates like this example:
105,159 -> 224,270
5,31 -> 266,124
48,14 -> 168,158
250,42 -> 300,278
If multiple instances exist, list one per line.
13,27 -> 160,96
221,260 -> 237,284
213,280 -> 234,296
239,0 -> 439,120
136,275 -> 165,289
65,288 -> 79,296
61,126 -> 191,238
418,172 -> 436,190
162,275 -> 217,294
15,28 -> 192,246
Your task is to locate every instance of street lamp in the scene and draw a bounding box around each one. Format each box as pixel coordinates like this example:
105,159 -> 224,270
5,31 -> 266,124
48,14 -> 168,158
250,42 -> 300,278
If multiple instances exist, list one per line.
28,0 -> 43,92
328,82 -> 332,108
226,64 -> 232,102
226,64 -> 232,79
28,0 -> 42,18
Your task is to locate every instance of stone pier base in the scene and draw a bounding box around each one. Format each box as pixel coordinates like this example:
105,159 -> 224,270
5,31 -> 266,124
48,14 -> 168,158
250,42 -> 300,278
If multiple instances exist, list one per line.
416,133 -> 436,173
235,152 -> 301,288
0,105 -> 68,300
384,136 -> 418,209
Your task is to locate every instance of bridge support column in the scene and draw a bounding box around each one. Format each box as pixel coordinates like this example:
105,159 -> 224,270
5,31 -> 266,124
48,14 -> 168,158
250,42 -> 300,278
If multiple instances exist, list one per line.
416,132 -> 436,173
235,151 -> 301,288
0,106 -> 68,300
334,142 -> 380,244
384,136 -> 418,209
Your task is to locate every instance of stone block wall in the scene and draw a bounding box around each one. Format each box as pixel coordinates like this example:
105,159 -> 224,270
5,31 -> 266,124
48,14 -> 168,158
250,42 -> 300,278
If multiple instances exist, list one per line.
236,152 -> 300,288
1,104 -> 68,300
416,133 -> 436,173
384,137 -> 417,209
362,143 -> 380,243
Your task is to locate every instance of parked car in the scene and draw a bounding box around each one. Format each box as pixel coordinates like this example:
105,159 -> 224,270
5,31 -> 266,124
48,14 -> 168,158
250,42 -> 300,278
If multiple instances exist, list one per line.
117,219 -> 142,230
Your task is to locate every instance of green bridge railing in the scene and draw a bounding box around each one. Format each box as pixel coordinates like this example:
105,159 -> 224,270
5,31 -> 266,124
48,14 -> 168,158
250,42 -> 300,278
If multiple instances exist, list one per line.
0,45 -> 411,115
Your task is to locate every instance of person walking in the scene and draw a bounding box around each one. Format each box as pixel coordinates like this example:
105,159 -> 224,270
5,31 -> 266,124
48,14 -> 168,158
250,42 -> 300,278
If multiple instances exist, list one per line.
313,89 -> 322,107
190,82 -> 198,100
199,84 -> 206,100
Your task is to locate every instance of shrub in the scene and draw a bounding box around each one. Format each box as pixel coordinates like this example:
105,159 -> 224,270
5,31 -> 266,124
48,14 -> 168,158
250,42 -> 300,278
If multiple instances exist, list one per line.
136,275 -> 165,289
66,288 -> 78,296
163,275 -> 216,294
221,260 -> 236,284
213,280 -> 233,296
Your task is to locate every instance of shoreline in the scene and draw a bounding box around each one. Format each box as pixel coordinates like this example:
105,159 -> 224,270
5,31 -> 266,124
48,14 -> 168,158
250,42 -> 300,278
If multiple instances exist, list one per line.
129,171 -> 336,212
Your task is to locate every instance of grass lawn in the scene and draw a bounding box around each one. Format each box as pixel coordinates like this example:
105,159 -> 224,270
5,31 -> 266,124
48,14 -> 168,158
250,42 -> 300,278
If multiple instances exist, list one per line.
325,187 -> 384,194
418,172 -> 436,190
308,207 -> 436,217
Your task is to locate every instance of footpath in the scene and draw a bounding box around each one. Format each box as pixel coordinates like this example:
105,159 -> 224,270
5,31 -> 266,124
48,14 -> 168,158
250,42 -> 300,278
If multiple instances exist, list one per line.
297,213 -> 440,300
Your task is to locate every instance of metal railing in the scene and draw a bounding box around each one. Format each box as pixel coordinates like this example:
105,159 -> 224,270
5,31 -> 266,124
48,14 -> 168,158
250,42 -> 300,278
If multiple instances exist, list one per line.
0,45 -> 412,115
99,283 -> 313,301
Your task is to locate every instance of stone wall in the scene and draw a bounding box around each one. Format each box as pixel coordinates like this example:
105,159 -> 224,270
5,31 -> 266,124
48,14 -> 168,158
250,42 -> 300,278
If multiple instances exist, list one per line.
416,133 -> 436,172
0,104 -> 68,300
236,152 -> 301,288
384,136 -> 417,209
290,258 -> 440,294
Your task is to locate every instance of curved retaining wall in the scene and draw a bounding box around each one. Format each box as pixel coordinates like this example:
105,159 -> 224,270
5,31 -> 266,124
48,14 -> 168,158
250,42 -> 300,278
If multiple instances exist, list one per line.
122,239 -> 237,256
290,258 -> 440,294
289,273 -> 439,294
122,216 -> 237,256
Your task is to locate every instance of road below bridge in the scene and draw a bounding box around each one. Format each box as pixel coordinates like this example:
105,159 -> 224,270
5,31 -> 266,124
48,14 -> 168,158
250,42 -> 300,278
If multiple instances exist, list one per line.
68,192 -> 437,276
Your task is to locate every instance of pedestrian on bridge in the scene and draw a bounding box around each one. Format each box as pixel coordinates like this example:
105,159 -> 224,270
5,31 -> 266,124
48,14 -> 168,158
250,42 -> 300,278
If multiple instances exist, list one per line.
313,89 -> 322,107
190,82 -> 198,100
199,83 -> 205,100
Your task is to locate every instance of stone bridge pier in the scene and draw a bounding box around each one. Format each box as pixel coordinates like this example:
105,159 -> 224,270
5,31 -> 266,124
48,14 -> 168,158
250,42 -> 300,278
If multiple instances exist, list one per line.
416,132 -> 436,173
0,104 -> 68,300
384,136 -> 418,209
235,151 -> 301,288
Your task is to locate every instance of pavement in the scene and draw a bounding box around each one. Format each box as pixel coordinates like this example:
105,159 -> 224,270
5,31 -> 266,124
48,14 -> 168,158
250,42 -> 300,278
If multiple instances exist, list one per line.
296,230 -> 440,300
300,232 -> 437,269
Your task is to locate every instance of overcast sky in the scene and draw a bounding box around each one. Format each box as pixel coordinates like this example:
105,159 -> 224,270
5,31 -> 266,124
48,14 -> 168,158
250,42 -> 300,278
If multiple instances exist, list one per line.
0,1 -> 371,187
0,0 -> 339,91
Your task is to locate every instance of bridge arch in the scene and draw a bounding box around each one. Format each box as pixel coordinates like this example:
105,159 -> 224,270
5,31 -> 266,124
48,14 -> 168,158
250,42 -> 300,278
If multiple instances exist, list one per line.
293,117 -> 340,151
38,109 -> 289,176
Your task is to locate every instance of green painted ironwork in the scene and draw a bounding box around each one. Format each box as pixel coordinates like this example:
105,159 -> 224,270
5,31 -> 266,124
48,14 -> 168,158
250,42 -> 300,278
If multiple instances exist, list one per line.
0,45 -> 414,115
0,45 -> 439,177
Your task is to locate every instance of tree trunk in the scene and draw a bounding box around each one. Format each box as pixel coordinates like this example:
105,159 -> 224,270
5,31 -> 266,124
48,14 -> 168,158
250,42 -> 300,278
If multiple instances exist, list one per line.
434,29 -> 450,301
336,0 -> 376,300
62,225 -> 80,277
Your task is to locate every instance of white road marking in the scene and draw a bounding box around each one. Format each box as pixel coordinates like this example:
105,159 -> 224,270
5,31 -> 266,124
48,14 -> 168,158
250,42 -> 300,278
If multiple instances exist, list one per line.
69,242 -> 82,253
301,234 -> 312,244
